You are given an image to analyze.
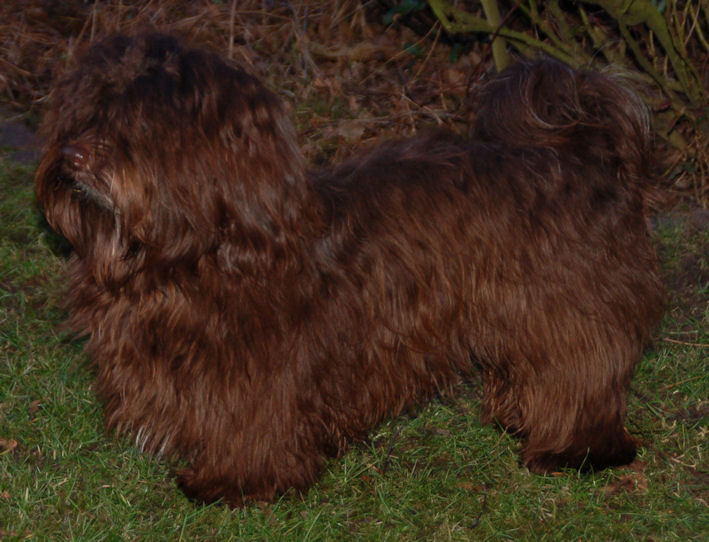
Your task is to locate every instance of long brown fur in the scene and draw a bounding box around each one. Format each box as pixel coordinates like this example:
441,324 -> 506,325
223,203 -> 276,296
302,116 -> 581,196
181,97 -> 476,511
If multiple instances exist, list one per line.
35,33 -> 664,506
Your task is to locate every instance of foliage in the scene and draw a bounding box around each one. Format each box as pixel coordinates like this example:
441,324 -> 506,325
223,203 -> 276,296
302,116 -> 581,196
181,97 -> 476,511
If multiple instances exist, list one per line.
422,0 -> 708,204
1,1 -> 706,203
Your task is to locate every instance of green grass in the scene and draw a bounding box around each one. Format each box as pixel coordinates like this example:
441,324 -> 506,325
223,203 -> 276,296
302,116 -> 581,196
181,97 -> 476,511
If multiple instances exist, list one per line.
1,158 -> 706,540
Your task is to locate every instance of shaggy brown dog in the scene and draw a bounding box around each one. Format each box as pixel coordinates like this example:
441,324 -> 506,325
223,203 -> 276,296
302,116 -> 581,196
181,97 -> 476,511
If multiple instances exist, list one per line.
35,33 -> 663,506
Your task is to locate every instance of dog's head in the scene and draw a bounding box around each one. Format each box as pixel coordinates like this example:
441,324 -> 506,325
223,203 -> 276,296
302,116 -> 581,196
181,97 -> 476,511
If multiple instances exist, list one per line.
36,33 -> 308,286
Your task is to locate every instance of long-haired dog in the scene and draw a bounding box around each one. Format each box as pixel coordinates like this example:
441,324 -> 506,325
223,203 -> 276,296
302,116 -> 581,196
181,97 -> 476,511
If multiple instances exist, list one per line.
35,33 -> 664,506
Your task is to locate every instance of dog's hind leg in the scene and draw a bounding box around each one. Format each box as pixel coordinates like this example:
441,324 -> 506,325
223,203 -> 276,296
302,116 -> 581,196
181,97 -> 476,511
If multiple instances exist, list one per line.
476,315 -> 640,474
513,336 -> 639,473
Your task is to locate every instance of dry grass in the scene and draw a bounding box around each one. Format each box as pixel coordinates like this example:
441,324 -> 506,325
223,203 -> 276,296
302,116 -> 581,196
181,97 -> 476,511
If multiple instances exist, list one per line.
0,1 -> 487,164
1,1 -> 706,201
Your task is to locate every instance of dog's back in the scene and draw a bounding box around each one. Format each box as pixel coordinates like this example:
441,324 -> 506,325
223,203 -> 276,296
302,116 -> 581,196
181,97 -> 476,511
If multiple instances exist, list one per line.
311,59 -> 663,474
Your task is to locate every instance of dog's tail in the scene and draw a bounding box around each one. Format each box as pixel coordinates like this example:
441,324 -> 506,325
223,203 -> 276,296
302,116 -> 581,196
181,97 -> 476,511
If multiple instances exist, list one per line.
474,58 -> 653,185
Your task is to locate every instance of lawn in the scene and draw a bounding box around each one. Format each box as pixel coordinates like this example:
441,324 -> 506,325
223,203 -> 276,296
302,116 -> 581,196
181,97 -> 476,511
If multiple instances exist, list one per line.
0,152 -> 706,540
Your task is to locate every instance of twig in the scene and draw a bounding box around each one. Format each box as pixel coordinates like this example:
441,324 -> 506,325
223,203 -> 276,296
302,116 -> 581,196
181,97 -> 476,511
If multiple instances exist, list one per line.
661,337 -> 709,348
582,0 -> 703,104
427,0 -> 577,66
358,23 -> 439,85
412,23 -> 442,82
658,375 -> 704,392
469,482 -> 488,529
689,2 -> 709,53
481,0 -> 511,71
379,421 -> 407,475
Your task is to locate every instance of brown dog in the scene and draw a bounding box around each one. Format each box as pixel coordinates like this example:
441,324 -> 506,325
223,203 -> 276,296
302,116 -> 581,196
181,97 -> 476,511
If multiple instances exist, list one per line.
35,33 -> 663,506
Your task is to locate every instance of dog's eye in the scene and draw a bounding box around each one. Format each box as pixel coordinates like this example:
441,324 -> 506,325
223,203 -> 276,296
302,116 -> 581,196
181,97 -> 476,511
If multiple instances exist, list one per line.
63,174 -> 81,192
58,170 -> 80,191
67,178 -> 87,198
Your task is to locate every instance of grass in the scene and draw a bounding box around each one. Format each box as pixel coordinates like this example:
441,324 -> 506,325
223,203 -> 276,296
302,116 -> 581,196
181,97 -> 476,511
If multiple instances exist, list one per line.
0,157 -> 707,540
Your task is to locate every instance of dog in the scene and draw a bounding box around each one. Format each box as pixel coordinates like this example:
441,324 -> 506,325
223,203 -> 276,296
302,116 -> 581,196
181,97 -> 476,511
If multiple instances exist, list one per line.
35,33 -> 664,506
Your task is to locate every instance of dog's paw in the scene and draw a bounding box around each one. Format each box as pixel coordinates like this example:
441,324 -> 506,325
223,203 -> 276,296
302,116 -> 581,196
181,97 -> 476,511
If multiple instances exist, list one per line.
176,468 -> 241,507
523,432 -> 637,474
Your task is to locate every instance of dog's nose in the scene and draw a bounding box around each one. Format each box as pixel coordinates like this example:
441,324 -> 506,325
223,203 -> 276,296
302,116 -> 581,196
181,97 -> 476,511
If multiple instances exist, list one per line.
61,144 -> 89,170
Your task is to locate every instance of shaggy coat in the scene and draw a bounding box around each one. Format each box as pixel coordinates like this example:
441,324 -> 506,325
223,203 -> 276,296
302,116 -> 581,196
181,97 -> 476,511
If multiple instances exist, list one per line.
35,33 -> 663,506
